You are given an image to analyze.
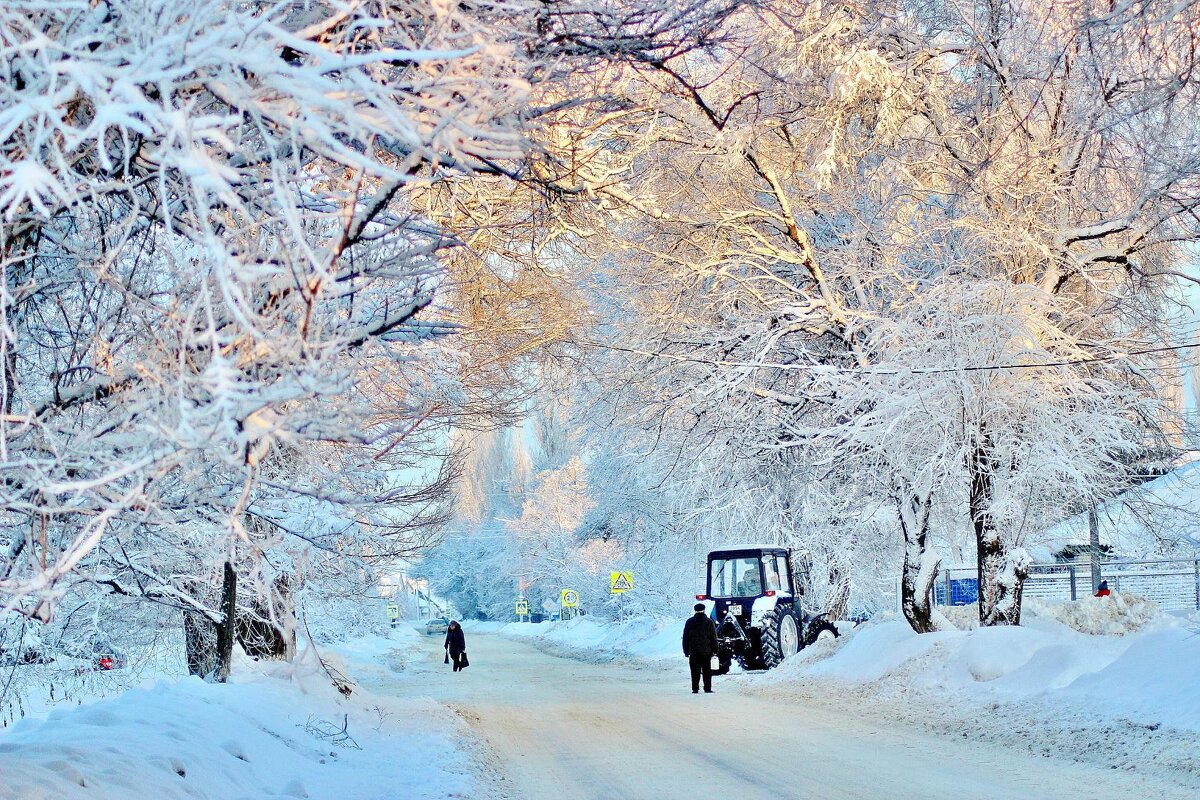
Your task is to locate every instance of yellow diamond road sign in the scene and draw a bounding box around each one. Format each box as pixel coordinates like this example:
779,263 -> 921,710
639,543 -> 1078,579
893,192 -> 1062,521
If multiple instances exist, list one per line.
560,589 -> 580,608
610,571 -> 634,594
515,600 -> 529,616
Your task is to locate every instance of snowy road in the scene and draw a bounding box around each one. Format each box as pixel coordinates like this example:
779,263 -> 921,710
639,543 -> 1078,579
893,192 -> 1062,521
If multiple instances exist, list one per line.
378,631 -> 1194,800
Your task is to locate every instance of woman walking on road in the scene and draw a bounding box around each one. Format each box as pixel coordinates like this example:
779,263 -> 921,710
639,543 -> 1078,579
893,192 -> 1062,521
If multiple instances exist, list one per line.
444,620 -> 468,672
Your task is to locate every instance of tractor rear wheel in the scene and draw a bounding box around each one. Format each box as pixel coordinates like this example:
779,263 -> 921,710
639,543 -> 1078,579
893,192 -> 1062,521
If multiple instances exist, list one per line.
759,608 -> 799,669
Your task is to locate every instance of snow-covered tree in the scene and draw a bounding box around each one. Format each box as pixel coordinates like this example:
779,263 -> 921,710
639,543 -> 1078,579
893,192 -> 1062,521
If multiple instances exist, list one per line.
820,280 -> 1169,628
0,0 -> 535,667
563,0 -> 1200,629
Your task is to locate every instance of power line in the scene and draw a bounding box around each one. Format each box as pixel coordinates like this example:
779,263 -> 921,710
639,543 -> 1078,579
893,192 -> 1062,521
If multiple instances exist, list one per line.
581,338 -> 1200,376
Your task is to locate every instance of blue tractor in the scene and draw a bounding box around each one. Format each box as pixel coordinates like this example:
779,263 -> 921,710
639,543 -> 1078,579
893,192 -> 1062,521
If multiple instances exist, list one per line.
697,547 -> 839,672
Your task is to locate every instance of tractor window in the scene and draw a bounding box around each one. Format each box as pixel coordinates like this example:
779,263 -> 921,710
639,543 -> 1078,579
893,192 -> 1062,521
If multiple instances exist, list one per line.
762,557 -> 782,592
709,557 -> 762,598
775,555 -> 793,596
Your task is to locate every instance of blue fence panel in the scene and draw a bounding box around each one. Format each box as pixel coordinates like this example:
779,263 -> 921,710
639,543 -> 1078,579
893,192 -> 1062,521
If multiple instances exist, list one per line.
934,578 -> 979,606
951,578 -> 979,605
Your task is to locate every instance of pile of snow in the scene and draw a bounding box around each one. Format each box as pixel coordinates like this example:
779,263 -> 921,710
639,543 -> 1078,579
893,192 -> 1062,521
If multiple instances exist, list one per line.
939,603 -> 980,630
501,617 -> 683,661
768,601 -> 1200,734
1061,628 -> 1200,733
0,635 -> 478,800
940,593 -> 1164,636
1035,592 -> 1162,635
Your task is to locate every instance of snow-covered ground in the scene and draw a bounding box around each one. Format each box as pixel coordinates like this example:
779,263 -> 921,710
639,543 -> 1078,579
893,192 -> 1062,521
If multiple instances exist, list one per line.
6,601 -> 1195,799
758,599 -> 1200,782
384,619 -> 1200,798
0,625 -> 479,800
497,598 -> 1200,784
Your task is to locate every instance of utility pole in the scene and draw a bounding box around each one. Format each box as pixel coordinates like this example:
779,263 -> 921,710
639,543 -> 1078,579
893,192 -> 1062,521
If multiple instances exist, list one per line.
1088,504 -> 1102,593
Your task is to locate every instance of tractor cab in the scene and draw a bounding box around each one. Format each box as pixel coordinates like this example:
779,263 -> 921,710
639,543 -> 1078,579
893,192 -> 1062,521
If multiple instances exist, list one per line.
698,546 -> 836,671
706,548 -> 795,619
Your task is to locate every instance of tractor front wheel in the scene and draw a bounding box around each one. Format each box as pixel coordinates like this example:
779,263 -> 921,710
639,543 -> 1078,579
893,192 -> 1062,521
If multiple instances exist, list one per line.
759,608 -> 800,669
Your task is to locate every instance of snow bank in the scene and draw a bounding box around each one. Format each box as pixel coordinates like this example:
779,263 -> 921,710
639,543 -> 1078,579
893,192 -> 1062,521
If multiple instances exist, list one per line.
0,636 -> 476,800
501,617 -> 683,661
1061,627 -> 1200,732
797,621 -> 946,683
1036,592 -> 1162,635
776,601 -> 1199,734
933,593 -> 1164,636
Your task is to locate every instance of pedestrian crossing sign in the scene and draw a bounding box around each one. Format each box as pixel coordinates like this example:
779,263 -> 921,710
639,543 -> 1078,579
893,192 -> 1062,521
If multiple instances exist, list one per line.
515,600 -> 529,616
385,604 -> 400,620
610,571 -> 634,594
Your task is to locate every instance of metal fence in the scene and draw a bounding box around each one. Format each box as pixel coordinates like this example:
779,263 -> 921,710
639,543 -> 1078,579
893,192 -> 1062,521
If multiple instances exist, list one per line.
933,558 -> 1200,611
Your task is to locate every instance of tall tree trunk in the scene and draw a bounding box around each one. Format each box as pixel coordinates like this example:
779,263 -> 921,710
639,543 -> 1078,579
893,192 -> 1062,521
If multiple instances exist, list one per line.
183,561 -> 238,681
214,561 -> 237,682
970,437 -> 1027,625
897,488 -> 944,633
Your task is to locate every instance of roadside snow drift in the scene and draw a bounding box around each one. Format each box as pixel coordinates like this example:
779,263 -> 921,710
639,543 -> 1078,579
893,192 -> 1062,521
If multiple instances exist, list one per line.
0,636 -> 474,800
768,599 -> 1200,734
1045,592 -> 1162,635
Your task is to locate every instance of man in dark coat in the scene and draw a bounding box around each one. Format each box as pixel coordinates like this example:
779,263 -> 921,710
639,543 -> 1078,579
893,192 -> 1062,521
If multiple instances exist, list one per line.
682,603 -> 719,693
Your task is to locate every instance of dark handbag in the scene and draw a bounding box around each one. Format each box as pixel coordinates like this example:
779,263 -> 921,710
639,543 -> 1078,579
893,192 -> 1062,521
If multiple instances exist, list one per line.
444,650 -> 449,665
459,651 -> 469,669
